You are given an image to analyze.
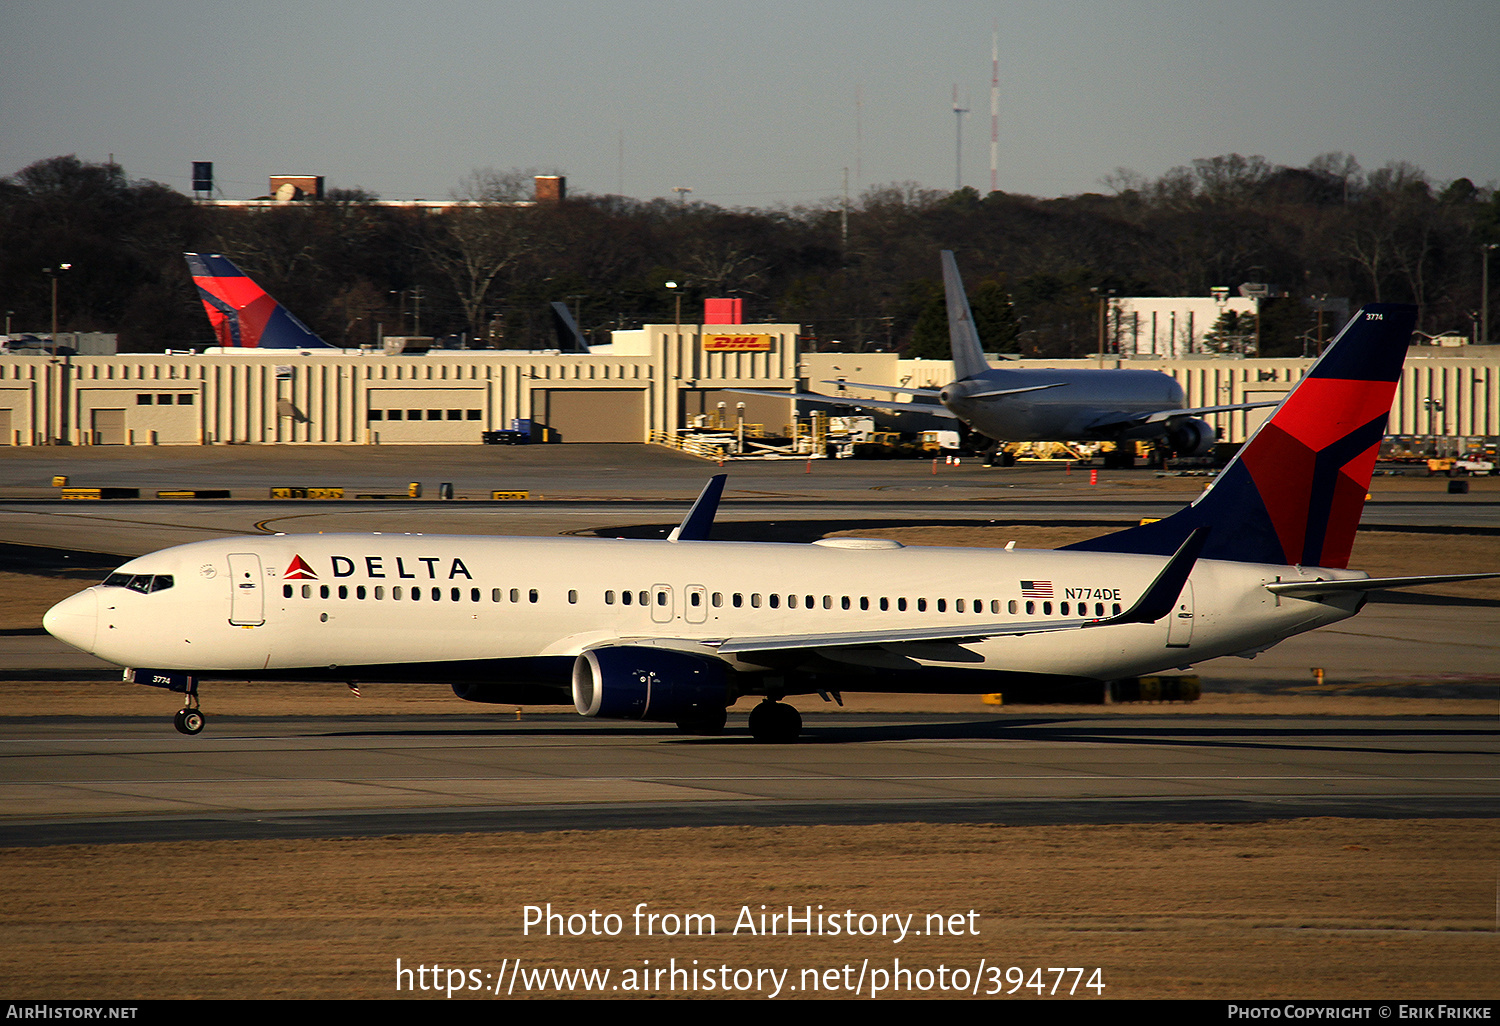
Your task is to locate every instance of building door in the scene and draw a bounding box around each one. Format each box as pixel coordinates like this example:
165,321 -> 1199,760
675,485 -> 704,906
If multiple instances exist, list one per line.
227,553 -> 265,626
92,409 -> 126,445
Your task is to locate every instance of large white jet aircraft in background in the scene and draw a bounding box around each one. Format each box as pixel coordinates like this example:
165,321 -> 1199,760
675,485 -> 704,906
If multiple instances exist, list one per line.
43,303 -> 1493,742
737,251 -> 1274,460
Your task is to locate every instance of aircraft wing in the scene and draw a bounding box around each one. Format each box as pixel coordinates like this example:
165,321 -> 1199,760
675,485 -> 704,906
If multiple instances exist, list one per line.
1086,400 -> 1281,432
818,380 -> 940,397
716,527 -> 1208,655
723,388 -> 959,418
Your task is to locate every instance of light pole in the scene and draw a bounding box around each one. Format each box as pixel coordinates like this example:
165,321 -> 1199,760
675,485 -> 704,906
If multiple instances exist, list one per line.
665,281 -> 681,435
44,264 -> 72,445
44,264 -> 72,354
1482,243 -> 1498,345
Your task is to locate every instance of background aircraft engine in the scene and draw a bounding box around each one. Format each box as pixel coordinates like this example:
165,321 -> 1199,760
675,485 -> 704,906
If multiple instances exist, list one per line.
572,647 -> 728,722
1165,417 -> 1216,457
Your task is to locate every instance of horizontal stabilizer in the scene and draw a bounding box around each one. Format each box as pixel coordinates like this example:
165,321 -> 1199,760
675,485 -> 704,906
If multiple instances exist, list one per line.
1266,573 -> 1500,597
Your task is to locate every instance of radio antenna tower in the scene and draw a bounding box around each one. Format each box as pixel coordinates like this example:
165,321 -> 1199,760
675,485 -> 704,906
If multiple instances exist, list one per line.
990,27 -> 999,194
952,85 -> 970,191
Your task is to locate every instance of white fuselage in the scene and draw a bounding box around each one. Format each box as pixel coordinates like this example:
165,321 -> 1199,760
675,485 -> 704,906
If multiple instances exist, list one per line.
43,533 -> 1363,691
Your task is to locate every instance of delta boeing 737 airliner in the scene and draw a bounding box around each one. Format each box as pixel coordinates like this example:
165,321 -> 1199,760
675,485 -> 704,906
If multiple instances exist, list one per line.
43,303 -> 1493,741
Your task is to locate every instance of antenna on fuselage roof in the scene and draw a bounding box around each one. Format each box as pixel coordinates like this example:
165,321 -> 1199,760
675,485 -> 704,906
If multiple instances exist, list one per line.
668,475 -> 727,542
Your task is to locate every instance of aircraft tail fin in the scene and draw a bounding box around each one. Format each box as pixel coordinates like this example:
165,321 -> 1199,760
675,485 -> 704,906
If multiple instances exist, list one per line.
1065,304 -> 1418,569
185,253 -> 334,349
942,251 -> 991,380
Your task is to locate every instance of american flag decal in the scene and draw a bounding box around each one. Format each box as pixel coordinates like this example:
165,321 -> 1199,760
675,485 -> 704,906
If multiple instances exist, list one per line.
1020,580 -> 1053,599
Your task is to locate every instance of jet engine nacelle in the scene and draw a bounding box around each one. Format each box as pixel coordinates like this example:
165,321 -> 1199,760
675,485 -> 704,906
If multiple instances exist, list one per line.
572,646 -> 728,722
1165,417 -> 1216,457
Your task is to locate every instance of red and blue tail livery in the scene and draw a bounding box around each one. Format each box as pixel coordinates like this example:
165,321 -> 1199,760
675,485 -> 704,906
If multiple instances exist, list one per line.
1066,304 -> 1419,570
185,252 -> 333,349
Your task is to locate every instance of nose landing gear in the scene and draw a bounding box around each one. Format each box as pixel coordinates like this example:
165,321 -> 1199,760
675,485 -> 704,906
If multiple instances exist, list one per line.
173,705 -> 205,735
125,668 -> 206,735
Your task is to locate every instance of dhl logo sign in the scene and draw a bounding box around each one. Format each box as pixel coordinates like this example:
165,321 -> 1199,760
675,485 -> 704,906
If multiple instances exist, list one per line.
702,334 -> 773,352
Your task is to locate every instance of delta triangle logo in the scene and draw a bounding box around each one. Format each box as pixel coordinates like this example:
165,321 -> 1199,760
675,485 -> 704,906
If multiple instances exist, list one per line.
284,555 -> 318,580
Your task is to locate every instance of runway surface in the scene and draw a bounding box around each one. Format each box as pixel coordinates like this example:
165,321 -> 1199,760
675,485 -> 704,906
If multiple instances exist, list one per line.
1,711 -> 1495,846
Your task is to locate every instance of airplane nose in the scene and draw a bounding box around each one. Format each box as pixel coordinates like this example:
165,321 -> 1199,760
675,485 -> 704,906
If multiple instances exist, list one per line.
43,589 -> 98,654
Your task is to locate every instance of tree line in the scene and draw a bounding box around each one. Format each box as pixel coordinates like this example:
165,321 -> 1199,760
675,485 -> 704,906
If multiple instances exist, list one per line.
2,153 -> 1496,357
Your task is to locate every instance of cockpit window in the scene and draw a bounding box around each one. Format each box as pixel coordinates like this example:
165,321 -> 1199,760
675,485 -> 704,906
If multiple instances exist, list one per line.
102,572 -> 174,594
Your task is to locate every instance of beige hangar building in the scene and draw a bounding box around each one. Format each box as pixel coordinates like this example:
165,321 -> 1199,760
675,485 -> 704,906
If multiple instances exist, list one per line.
1,324 -> 1497,449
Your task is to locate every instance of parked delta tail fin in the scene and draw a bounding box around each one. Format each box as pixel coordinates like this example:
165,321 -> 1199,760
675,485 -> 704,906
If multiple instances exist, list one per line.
942,250 -> 992,380
1065,304 -> 1419,569
185,253 -> 334,349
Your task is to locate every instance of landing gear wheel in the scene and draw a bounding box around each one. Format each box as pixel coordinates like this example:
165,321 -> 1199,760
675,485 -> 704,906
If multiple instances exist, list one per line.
675,706 -> 728,735
748,701 -> 802,743
173,708 -> 205,735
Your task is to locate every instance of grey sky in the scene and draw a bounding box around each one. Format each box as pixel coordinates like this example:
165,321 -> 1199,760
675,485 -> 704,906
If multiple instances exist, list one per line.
2,0 -> 1495,207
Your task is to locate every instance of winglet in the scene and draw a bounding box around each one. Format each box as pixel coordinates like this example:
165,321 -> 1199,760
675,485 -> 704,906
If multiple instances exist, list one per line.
941,251 -> 992,380
1096,527 -> 1209,625
668,475 -> 727,542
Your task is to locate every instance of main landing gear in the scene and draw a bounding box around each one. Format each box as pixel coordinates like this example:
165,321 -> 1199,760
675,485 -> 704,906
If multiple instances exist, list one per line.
675,706 -> 728,735
747,699 -> 802,743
